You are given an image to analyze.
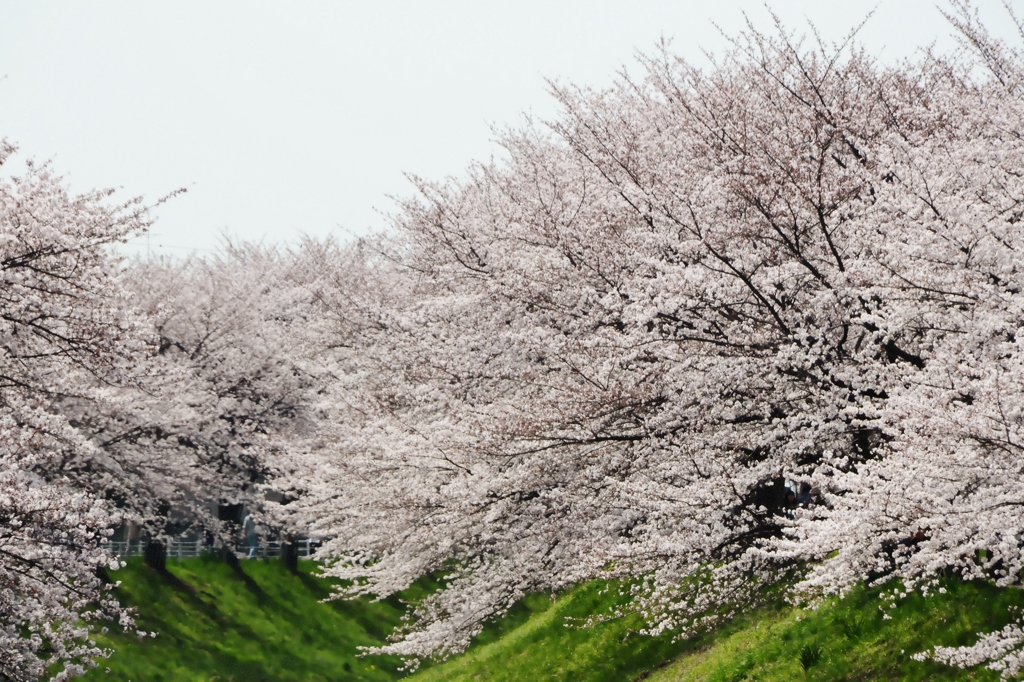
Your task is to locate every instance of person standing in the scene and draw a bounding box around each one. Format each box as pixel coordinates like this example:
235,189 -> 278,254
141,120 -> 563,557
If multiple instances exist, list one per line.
242,513 -> 258,558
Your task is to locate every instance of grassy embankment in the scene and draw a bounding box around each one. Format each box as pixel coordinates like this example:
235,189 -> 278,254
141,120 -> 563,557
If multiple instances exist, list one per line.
86,556 -> 1024,681
82,555 -> 416,682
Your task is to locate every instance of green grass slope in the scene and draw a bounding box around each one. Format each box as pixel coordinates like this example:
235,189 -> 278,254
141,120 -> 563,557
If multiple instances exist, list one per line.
407,580 -> 705,682
412,579 -> 1024,682
84,555 -> 416,682
644,580 -> 1024,682
86,556 -> 1024,681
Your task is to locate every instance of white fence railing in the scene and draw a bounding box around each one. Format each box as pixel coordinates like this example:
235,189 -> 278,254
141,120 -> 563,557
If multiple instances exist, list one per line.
103,538 -> 320,560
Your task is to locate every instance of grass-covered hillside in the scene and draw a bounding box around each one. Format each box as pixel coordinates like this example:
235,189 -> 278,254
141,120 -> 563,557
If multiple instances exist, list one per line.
89,557 -> 1024,681
83,556 -> 417,681
408,578 -> 1024,682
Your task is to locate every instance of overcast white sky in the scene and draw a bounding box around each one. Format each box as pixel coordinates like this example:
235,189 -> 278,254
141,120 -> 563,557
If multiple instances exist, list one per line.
0,1 -> 1018,256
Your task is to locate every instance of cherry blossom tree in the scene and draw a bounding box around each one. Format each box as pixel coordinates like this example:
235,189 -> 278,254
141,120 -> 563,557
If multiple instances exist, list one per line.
293,3 -> 1024,674
0,148 -> 326,677
0,141 -> 145,680
109,245 -> 324,557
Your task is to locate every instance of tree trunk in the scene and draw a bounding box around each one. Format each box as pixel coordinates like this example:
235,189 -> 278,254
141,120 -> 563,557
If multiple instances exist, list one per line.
219,545 -> 240,570
281,541 -> 298,573
144,539 -> 166,572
